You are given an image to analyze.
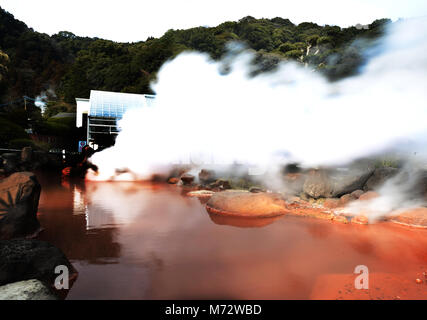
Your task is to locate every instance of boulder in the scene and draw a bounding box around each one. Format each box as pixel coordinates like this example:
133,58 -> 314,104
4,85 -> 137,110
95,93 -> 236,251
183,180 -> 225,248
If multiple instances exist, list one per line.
2,153 -> 19,173
283,173 -> 306,195
412,170 -> 427,200
283,163 -> 301,174
32,151 -> 49,168
358,191 -> 380,201
167,177 -> 179,184
350,189 -> 364,199
364,167 -> 399,191
0,279 -> 58,300
249,187 -> 265,193
180,174 -> 195,185
303,165 -> 374,199
206,191 -> 288,218
21,147 -> 33,164
0,172 -> 41,240
339,193 -> 356,206
323,198 -> 341,209
198,169 -> 216,184
0,239 -> 75,286
209,179 -> 231,190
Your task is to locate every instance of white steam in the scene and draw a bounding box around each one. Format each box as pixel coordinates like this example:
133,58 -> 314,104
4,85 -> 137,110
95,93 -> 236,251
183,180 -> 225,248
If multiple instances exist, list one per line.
34,93 -> 47,114
344,164 -> 424,219
35,88 -> 56,114
88,18 -> 427,182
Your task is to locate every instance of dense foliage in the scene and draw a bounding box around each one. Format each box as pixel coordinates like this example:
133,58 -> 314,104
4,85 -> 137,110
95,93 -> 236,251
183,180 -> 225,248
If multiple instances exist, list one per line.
0,6 -> 391,150
0,7 -> 391,102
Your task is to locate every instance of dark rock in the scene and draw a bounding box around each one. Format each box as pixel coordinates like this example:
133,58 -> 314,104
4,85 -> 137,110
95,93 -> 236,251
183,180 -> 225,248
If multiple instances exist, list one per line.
249,187 -> 265,193
198,169 -> 216,184
299,192 -> 309,201
2,153 -> 19,173
180,174 -> 195,185
0,239 -> 74,286
410,170 -> 427,200
21,147 -> 33,164
32,151 -> 49,168
209,179 -> 231,190
283,163 -> 301,174
303,164 -> 374,199
0,172 -> 41,240
364,167 -> 399,191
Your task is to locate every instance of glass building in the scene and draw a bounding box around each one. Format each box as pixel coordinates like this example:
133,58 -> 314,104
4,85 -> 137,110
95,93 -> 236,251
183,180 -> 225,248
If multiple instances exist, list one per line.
76,90 -> 155,149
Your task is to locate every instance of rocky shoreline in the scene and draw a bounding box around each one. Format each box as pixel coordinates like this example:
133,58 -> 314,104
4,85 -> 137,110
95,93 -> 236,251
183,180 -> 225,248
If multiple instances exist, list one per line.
0,163 -> 77,300
1,148 -> 426,299
174,163 -> 427,229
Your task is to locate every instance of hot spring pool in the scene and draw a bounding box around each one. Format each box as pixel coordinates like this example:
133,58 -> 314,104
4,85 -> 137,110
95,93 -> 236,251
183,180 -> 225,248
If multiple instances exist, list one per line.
36,173 -> 427,299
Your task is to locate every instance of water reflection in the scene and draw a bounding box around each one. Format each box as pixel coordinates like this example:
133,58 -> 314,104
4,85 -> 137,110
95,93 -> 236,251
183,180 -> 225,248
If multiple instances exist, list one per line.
38,176 -> 121,264
36,174 -> 427,300
208,212 -> 284,228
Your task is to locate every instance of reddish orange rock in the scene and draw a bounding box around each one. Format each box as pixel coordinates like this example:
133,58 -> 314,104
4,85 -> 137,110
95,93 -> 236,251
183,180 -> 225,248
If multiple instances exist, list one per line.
350,189 -> 364,199
351,215 -> 369,225
359,191 -> 380,201
332,215 -> 350,224
286,206 -> 335,221
390,207 -> 427,228
206,192 -> 288,218
323,198 -> 341,209
339,194 -> 355,206
167,177 -> 180,184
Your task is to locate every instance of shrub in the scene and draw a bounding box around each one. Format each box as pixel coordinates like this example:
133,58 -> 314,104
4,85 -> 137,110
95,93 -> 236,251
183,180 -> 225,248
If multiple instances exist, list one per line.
285,49 -> 303,59
317,36 -> 332,46
278,42 -> 296,53
9,138 -> 35,149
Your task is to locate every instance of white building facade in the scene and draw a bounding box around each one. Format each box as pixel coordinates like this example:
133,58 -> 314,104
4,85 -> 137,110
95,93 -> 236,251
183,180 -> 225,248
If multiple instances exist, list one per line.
76,90 -> 155,149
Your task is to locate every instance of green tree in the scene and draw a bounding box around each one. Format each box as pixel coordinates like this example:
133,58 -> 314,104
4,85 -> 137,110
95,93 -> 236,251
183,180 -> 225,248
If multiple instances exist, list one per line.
0,49 -> 9,82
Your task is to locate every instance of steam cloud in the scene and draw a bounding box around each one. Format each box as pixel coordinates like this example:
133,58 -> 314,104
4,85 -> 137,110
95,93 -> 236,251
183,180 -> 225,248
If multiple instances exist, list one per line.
35,88 -> 56,114
88,18 -> 427,184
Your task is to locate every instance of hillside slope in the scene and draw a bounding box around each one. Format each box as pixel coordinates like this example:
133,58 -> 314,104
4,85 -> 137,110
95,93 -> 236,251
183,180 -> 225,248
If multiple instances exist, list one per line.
0,7 -> 390,104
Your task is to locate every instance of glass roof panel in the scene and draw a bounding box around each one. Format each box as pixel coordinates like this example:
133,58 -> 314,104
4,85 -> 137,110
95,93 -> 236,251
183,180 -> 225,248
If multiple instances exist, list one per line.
89,90 -> 154,118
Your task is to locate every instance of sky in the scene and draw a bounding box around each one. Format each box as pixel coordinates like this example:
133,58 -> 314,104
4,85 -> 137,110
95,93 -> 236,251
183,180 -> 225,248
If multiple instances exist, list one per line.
1,0 -> 427,43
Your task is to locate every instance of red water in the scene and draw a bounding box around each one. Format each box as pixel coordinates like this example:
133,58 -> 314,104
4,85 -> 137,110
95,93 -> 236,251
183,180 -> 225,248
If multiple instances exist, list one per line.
36,174 -> 427,300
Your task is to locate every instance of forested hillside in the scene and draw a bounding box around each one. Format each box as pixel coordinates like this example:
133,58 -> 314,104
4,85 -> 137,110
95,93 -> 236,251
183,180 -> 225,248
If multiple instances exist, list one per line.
0,7 -> 390,104
0,7 -> 390,150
